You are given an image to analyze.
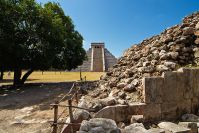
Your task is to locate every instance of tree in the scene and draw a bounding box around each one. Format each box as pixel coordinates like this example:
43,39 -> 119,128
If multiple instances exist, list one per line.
0,0 -> 86,86
0,0 -> 17,80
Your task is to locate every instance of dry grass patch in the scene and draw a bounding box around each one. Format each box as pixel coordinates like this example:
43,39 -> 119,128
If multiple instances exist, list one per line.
1,71 -> 105,85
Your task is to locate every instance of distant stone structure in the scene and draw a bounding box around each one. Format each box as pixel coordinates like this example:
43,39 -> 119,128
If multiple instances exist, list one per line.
72,42 -> 117,72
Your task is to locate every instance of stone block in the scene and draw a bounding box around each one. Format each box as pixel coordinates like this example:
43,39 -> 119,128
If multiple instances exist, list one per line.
189,69 -> 199,97
161,102 -> 177,120
114,105 -> 129,122
94,105 -> 116,121
144,104 -> 161,121
128,103 -> 146,115
94,104 -> 146,122
177,100 -> 192,117
191,97 -> 199,113
175,71 -> 186,101
143,77 -> 163,104
158,122 -> 191,133
162,72 -> 178,102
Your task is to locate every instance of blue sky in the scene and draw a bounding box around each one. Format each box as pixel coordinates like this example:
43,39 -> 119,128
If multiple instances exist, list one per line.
36,0 -> 199,57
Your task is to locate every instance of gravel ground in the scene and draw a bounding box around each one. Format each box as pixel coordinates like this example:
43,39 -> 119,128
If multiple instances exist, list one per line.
0,83 -> 73,133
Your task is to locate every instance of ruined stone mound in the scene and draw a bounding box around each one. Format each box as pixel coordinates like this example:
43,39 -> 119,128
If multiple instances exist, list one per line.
94,11 -> 199,103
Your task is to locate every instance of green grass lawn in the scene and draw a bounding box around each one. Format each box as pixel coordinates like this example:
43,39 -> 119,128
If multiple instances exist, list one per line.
0,71 -> 105,85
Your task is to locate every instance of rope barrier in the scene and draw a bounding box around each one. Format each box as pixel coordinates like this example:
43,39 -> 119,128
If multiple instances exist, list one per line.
50,79 -> 90,133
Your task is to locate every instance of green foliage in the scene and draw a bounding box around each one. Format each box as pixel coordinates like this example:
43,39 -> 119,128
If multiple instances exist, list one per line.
0,0 -> 86,85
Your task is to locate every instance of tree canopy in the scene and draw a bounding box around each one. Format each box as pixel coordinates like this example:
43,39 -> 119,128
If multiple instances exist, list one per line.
0,0 -> 86,85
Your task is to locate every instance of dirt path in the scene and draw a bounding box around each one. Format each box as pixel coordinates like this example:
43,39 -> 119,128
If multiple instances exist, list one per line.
0,83 -> 73,133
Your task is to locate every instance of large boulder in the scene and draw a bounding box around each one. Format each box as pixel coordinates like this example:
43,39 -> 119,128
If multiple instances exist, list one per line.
79,118 -> 120,133
181,114 -> 199,122
122,123 -> 147,133
73,109 -> 91,123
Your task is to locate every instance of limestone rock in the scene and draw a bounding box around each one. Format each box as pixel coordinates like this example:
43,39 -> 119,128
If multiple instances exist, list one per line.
118,122 -> 126,129
130,115 -> 144,124
156,65 -> 169,72
158,122 -> 190,133
195,22 -> 199,29
178,122 -> 197,133
117,83 -> 126,89
164,61 -> 176,69
73,110 -> 91,123
195,38 -> 199,45
123,84 -> 135,92
181,114 -> 199,122
118,99 -> 127,105
146,128 -> 165,133
168,52 -> 179,60
194,30 -> 199,36
123,123 -> 147,133
118,91 -> 126,99
79,118 -> 120,133
182,27 -> 194,35
92,102 -> 104,112
100,97 -> 116,106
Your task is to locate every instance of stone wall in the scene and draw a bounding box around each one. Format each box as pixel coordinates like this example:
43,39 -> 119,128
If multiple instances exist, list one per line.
143,68 -> 199,121
94,68 -> 199,122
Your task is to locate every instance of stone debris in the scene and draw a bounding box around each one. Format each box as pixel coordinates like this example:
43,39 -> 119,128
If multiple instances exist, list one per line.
69,11 -> 199,133
91,11 -> 199,104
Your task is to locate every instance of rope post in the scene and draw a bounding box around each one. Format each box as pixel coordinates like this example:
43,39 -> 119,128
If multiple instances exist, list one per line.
68,99 -> 74,123
68,99 -> 74,133
52,101 -> 58,133
75,91 -> 78,104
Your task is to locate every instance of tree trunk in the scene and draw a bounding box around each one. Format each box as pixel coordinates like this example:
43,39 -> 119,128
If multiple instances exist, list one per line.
0,69 -> 3,81
13,68 -> 22,86
21,69 -> 34,84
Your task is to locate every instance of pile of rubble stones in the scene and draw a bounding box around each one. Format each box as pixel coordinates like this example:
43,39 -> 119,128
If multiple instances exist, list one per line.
87,11 -> 199,106
63,11 -> 199,133
76,113 -> 199,133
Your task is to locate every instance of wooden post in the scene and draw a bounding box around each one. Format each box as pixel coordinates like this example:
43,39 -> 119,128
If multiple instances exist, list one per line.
68,99 -> 74,133
52,101 -> 58,133
68,99 -> 74,122
75,92 -> 78,104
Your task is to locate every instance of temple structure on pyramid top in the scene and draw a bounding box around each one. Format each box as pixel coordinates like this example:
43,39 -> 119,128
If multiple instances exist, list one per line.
72,42 -> 117,72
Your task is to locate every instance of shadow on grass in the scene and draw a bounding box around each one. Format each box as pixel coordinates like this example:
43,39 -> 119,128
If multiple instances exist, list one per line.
0,82 -> 74,110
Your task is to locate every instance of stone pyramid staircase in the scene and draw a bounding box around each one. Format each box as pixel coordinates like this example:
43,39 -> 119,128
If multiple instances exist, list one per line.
71,43 -> 117,72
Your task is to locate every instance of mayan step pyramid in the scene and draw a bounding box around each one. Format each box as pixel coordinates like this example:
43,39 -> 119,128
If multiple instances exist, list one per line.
72,42 -> 117,72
